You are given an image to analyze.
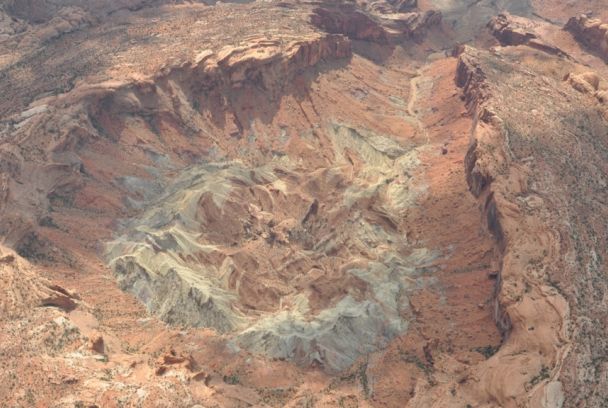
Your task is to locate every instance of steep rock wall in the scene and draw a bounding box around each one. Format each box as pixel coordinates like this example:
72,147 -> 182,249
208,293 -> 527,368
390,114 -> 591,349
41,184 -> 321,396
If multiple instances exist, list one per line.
456,44 -> 608,407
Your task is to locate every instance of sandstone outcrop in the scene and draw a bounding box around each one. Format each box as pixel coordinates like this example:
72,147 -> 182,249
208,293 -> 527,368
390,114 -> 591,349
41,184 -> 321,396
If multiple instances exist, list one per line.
311,1 -> 441,43
1,246 -> 50,318
565,14 -> 608,61
488,13 -> 568,56
488,13 -> 536,45
564,71 -> 600,94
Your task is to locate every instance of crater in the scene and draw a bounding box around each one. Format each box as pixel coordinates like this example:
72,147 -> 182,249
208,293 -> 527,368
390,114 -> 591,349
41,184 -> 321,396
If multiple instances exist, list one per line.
106,123 -> 438,371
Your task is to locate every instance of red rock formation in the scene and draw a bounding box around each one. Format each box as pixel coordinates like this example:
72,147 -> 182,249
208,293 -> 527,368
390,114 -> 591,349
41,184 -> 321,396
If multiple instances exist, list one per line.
488,13 -> 537,46
488,13 -> 568,56
565,14 -> 608,61
311,4 -> 389,43
455,46 -> 488,113
40,293 -> 78,312
311,1 -> 440,43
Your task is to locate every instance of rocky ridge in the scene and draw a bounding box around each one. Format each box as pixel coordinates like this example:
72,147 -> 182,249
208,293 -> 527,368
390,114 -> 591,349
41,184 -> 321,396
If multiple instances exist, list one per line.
454,39 -> 607,407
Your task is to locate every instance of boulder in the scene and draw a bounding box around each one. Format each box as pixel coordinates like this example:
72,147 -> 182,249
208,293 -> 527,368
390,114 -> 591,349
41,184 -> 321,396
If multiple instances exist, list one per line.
564,72 -> 601,94
565,15 -> 608,61
89,335 -> 105,354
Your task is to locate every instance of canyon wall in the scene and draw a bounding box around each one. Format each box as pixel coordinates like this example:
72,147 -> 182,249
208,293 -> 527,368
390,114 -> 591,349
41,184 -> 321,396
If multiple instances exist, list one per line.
456,43 -> 607,407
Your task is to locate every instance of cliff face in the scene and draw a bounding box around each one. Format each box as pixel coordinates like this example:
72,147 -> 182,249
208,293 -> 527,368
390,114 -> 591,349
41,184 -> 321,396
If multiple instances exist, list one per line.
456,43 -> 608,407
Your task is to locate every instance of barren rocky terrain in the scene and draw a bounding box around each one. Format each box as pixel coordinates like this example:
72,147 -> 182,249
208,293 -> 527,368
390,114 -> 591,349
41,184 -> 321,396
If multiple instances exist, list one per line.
0,0 -> 606,407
